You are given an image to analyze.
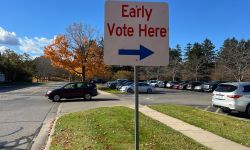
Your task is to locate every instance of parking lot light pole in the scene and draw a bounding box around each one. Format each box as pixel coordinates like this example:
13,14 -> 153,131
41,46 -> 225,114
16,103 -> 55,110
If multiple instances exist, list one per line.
134,66 -> 139,150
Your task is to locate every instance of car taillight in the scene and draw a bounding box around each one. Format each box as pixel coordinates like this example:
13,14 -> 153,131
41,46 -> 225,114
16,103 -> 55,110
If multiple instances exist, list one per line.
227,95 -> 242,99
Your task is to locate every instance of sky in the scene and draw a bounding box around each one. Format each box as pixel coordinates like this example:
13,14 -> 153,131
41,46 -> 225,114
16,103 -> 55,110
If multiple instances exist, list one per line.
0,0 -> 250,57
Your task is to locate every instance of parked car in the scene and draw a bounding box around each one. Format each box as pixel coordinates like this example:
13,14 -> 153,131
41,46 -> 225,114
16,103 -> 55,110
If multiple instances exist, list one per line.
117,81 -> 133,90
147,80 -> 164,88
45,82 -> 98,102
178,81 -> 190,90
203,81 -> 226,92
193,82 -> 204,92
120,82 -> 155,93
166,81 -> 179,88
92,78 -> 106,84
186,81 -> 203,90
173,83 -> 180,89
106,79 -> 128,89
116,80 -> 131,89
212,82 -> 250,117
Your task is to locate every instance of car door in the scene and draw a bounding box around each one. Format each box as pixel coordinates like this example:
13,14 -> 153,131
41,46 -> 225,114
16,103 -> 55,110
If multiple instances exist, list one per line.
75,82 -> 88,98
140,83 -> 149,92
138,83 -> 144,92
61,83 -> 77,99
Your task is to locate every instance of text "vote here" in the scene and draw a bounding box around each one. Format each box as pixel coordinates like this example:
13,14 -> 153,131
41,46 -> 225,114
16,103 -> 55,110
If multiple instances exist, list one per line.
107,4 -> 167,38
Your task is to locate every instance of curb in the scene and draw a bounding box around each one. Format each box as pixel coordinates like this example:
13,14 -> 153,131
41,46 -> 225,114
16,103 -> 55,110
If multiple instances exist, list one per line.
44,103 -> 62,150
97,89 -> 113,95
30,103 -> 59,150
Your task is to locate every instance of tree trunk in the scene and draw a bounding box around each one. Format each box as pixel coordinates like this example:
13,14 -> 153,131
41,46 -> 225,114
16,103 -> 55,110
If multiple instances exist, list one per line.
82,65 -> 85,81
172,69 -> 175,81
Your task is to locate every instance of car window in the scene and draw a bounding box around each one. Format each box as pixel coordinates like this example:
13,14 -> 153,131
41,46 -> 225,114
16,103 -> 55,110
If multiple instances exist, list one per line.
215,84 -> 237,92
64,83 -> 76,89
243,85 -> 250,92
138,83 -> 144,86
76,83 -> 87,88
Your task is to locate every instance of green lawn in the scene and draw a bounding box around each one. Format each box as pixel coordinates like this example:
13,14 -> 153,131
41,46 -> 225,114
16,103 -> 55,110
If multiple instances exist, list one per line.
50,107 -> 209,150
97,85 -> 125,94
150,104 -> 250,147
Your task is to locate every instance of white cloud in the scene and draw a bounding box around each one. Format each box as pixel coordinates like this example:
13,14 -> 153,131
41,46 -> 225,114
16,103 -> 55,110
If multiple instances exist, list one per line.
0,26 -> 54,56
19,36 -> 53,55
0,46 -> 10,54
0,27 -> 19,45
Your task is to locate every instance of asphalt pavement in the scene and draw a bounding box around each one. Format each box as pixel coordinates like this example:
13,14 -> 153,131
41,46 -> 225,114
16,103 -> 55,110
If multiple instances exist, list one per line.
1,82 -> 248,150
0,82 -> 64,150
119,88 -> 212,106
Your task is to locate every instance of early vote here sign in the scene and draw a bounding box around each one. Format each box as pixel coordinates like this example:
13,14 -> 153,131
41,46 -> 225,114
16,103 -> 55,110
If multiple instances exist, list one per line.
104,1 -> 169,66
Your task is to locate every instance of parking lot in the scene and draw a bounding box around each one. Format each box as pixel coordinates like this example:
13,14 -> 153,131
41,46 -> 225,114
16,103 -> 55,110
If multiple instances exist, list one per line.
116,87 -> 250,121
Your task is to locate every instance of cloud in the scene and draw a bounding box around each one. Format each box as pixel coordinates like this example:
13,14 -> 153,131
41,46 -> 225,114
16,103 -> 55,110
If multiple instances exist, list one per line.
0,27 -> 19,45
0,46 -> 10,54
19,36 -> 53,55
0,26 -> 53,56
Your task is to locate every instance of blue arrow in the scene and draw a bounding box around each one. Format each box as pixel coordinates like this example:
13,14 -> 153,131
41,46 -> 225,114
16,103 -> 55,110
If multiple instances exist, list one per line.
118,45 -> 154,60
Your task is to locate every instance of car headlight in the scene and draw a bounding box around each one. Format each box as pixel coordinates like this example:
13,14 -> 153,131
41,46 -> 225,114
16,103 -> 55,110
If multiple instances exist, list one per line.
46,90 -> 52,95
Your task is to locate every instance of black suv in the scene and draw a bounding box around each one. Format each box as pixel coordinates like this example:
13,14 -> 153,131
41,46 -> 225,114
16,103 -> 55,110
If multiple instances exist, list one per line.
45,82 -> 98,102
203,81 -> 226,92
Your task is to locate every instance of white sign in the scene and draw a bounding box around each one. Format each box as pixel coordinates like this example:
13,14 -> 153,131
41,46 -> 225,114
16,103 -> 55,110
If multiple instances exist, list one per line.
104,1 -> 169,66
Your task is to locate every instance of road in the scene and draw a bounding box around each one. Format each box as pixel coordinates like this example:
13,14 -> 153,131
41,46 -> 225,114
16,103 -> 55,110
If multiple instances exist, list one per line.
119,88 -> 212,106
0,82 -> 248,150
118,88 -> 250,120
0,82 -> 63,150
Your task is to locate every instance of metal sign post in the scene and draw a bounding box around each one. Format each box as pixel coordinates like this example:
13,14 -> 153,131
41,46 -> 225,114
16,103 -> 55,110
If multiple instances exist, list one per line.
104,1 -> 169,149
134,66 -> 139,150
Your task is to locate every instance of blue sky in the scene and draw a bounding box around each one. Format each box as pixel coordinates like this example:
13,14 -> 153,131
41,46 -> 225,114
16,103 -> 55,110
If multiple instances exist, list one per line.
0,0 -> 250,57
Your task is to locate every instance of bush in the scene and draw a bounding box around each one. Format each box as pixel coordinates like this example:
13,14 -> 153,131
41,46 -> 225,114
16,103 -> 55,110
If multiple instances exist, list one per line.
112,70 -> 133,80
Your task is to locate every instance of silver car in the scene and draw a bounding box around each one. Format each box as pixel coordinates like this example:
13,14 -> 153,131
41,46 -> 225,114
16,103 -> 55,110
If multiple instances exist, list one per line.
212,82 -> 250,117
120,82 -> 155,93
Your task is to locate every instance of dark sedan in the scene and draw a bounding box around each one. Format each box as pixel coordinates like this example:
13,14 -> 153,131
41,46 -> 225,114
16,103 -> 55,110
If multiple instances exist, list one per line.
186,81 -> 203,91
202,81 -> 227,92
45,82 -> 98,102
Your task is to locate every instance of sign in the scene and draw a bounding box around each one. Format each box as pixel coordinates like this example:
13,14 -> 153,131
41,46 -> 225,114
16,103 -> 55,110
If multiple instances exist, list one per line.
104,1 -> 169,66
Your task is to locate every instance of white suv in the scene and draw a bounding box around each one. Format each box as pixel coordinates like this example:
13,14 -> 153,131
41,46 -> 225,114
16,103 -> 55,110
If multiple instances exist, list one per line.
212,82 -> 250,117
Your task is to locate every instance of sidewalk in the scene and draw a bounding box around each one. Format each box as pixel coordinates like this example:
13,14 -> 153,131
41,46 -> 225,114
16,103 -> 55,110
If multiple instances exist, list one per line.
137,106 -> 250,150
44,90 -> 250,150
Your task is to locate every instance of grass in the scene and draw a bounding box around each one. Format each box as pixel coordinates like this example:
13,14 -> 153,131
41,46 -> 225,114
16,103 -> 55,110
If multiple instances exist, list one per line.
50,106 -> 209,150
97,85 -> 125,94
150,104 -> 250,147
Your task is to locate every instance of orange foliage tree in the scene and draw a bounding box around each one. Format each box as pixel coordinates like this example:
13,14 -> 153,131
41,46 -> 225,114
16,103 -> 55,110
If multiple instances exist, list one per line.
44,23 -> 109,81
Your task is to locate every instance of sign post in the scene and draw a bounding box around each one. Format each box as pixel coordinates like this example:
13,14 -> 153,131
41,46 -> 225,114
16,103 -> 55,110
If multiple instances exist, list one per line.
134,66 -> 139,150
104,1 -> 169,149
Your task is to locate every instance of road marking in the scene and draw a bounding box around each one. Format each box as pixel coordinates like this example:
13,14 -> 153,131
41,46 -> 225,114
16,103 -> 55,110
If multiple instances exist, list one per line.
215,108 -> 221,113
204,106 -> 210,111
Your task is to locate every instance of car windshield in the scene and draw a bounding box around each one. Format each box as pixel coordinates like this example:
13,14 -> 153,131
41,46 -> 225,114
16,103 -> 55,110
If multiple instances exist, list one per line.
215,84 -> 237,92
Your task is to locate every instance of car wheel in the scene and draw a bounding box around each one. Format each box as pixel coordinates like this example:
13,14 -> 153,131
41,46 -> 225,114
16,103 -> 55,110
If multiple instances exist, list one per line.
221,108 -> 231,113
53,95 -> 60,102
155,84 -> 159,87
84,93 -> 92,100
246,104 -> 250,117
147,89 -> 153,93
127,88 -> 133,93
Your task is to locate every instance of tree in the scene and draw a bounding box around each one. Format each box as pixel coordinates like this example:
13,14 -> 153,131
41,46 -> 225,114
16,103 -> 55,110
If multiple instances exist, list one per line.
0,49 -> 34,82
201,39 -> 215,79
168,45 -> 182,81
44,23 -> 108,81
184,43 -> 204,81
183,39 -> 215,81
33,56 -> 54,82
218,38 -> 250,81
